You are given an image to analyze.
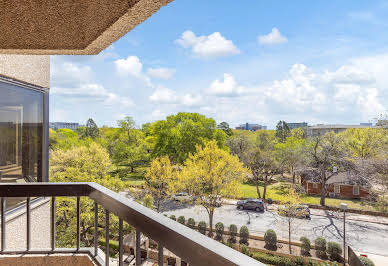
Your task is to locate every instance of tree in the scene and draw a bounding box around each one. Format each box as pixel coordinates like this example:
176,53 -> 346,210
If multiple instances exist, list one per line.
305,132 -> 353,206
275,121 -> 290,143
226,130 -> 255,162
144,156 -> 174,212
176,141 -> 246,236
342,128 -> 384,159
117,116 -> 136,143
278,189 -> 306,254
217,121 -> 233,136
50,143 -> 129,247
275,136 -> 306,183
147,112 -> 227,164
81,118 -> 100,139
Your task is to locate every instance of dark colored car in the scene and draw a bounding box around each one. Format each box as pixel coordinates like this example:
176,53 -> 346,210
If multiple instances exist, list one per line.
236,199 -> 265,212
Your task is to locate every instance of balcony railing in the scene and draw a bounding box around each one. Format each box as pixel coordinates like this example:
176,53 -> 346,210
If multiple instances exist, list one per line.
0,183 -> 262,266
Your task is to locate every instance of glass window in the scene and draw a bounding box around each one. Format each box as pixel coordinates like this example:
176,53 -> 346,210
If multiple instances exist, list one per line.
334,184 -> 340,194
353,186 -> 360,196
313,183 -> 318,189
0,80 -> 44,209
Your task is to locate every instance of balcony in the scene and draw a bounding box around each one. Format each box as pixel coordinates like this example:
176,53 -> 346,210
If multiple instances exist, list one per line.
0,183 -> 262,266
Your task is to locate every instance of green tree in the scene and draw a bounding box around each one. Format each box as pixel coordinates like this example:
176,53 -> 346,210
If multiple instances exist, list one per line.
147,112 -> 227,164
176,141 -> 246,236
144,156 -> 174,212
81,118 -> 99,139
342,128 -> 384,159
217,121 -> 233,136
275,121 -> 291,143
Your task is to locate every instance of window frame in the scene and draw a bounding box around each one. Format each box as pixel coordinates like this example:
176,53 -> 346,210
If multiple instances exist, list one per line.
334,184 -> 341,194
353,186 -> 360,196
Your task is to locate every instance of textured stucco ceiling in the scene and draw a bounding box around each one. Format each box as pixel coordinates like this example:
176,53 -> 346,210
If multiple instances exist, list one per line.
0,0 -> 173,55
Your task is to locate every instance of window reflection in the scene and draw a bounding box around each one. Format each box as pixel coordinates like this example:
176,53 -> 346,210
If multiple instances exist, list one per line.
0,80 -> 44,209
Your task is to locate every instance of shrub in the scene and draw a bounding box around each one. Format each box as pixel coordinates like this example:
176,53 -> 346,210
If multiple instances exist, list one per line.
264,229 -> 277,250
215,222 -> 224,241
228,224 -> 238,243
315,237 -> 327,259
198,221 -> 207,235
187,218 -> 195,229
359,256 -> 375,266
225,241 -> 234,248
142,194 -> 154,209
169,215 -> 176,221
300,236 -> 311,255
177,216 -> 185,225
327,241 -> 342,261
239,226 -> 249,245
294,256 -> 304,266
240,244 -> 251,257
252,252 -> 295,266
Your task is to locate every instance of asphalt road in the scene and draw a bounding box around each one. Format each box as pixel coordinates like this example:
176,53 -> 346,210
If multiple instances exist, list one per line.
163,203 -> 388,256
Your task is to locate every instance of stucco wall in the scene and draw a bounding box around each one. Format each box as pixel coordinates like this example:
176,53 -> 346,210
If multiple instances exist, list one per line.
0,55 -> 50,88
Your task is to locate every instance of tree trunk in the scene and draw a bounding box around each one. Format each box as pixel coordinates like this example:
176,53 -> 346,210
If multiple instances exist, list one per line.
292,166 -> 295,184
208,210 -> 214,237
255,181 -> 261,198
320,168 -> 326,206
130,166 -> 134,173
263,182 -> 267,199
157,200 -> 160,213
288,220 -> 292,254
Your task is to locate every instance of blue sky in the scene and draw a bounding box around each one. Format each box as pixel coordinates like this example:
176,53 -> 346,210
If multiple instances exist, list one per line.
50,0 -> 388,129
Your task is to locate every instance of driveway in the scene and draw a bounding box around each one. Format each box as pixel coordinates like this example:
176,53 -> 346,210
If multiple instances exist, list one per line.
163,203 -> 388,257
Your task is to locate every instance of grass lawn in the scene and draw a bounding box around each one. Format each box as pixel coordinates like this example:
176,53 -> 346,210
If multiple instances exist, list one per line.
238,182 -> 376,211
110,165 -> 146,187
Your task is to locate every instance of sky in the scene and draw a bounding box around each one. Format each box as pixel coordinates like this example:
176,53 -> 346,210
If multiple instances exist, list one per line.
50,0 -> 388,129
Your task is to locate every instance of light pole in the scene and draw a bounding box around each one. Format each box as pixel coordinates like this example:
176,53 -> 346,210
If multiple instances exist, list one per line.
340,203 -> 347,266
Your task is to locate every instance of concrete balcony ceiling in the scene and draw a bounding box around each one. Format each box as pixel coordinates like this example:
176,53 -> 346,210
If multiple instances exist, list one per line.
0,0 -> 173,55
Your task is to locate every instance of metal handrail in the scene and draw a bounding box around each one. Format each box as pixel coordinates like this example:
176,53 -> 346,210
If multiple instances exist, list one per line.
0,183 -> 263,266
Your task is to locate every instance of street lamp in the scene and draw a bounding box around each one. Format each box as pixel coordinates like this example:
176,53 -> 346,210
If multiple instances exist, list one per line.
340,203 -> 347,266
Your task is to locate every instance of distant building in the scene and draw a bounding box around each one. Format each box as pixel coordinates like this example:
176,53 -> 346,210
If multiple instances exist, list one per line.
287,122 -> 308,129
306,123 -> 375,137
49,122 -> 80,131
236,123 -> 267,131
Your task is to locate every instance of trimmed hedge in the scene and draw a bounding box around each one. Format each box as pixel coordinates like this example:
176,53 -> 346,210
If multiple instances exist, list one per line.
314,237 -> 327,259
252,252 -> 293,266
187,218 -> 195,229
239,226 -> 249,245
240,244 -> 252,257
198,221 -> 207,235
359,256 -> 375,266
169,215 -> 176,221
215,222 -> 224,241
177,216 -> 185,225
327,241 -> 342,261
300,236 -> 311,256
228,224 -> 238,244
264,229 -> 277,250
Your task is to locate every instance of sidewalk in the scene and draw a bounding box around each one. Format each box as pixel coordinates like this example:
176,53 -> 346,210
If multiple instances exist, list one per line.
222,199 -> 388,226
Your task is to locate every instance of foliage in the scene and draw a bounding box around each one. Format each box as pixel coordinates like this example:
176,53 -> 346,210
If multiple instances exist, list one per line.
228,224 -> 238,243
342,128 -> 385,159
314,237 -> 327,259
169,215 -> 176,221
144,156 -> 174,212
359,256 -> 375,266
300,236 -> 311,255
81,118 -> 100,139
177,216 -> 185,225
142,194 -> 154,209
327,242 -> 342,261
240,244 -> 252,257
215,222 -> 224,241
276,120 -> 291,143
252,252 -> 295,266
198,221 -> 207,235
187,218 -> 196,229
264,229 -> 277,249
239,226 -> 249,245
176,140 -> 246,236
217,121 -> 233,136
147,112 -> 227,164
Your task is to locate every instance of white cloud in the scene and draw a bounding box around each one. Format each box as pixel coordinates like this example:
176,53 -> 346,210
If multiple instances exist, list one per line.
182,93 -> 203,107
207,73 -> 246,97
176,30 -> 240,59
114,56 -> 143,77
51,61 -> 94,87
258,28 -> 288,45
149,88 -> 178,104
146,67 -> 176,80
151,109 -> 166,120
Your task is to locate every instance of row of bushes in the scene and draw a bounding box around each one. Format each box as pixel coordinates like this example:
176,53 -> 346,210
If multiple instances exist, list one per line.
167,215 -> 249,244
251,252 -> 340,266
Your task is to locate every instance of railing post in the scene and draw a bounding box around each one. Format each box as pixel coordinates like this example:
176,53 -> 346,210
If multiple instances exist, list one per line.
26,197 -> 31,251
105,209 -> 110,266
158,243 -> 164,266
51,196 -> 56,250
1,198 -> 5,252
76,196 -> 80,251
136,229 -> 141,266
94,201 -> 98,257
119,219 -> 123,266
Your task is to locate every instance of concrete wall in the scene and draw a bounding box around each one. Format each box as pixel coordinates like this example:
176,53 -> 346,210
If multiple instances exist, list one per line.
0,55 -> 50,88
1,199 -> 51,251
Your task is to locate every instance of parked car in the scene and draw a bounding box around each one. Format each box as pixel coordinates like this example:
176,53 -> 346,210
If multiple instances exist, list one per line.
278,204 -> 311,219
172,192 -> 193,202
236,199 -> 265,212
